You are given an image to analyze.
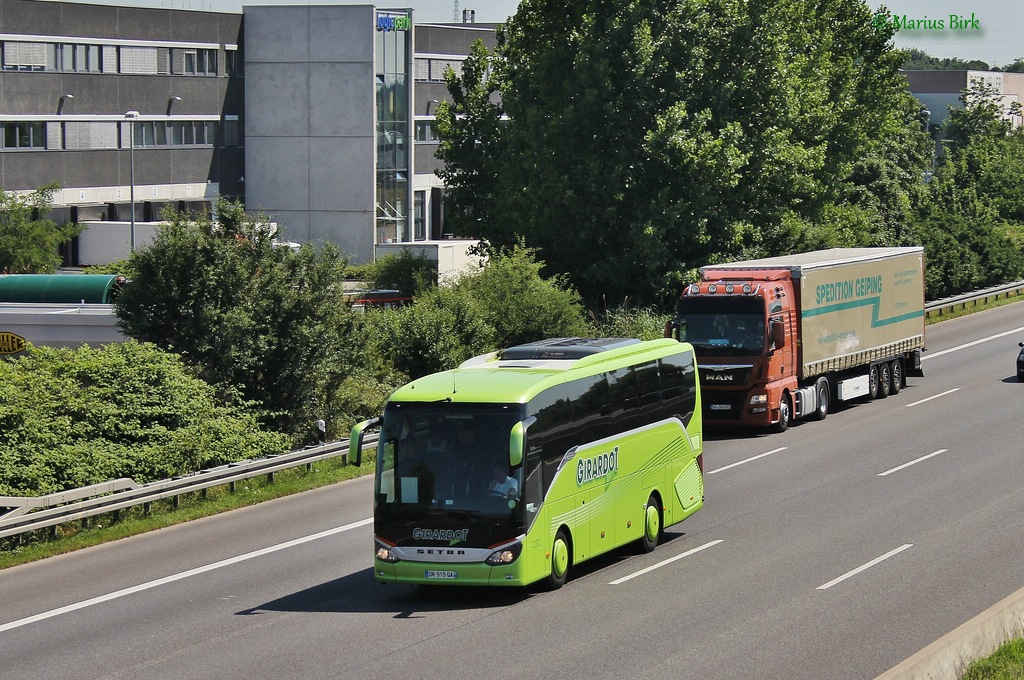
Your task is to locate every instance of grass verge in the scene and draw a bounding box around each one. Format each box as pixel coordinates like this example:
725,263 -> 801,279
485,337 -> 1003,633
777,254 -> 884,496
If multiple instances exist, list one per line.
960,637 -> 1024,679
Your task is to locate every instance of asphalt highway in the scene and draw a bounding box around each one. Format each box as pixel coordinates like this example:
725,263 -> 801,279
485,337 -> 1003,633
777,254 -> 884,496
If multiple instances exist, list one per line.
2,303 -> 1023,680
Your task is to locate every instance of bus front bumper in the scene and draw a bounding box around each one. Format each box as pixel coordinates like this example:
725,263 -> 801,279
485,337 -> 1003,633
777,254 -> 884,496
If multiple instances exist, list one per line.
374,558 -> 527,586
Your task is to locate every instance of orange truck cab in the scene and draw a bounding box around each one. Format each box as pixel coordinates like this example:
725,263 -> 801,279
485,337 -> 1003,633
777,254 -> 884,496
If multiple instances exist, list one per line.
666,248 -> 926,433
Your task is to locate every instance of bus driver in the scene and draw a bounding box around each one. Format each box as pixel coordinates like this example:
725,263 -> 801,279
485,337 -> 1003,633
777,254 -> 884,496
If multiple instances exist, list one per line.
487,463 -> 519,498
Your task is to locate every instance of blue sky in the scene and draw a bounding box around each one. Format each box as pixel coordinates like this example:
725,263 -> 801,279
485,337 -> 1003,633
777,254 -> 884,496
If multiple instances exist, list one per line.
63,0 -> 1024,67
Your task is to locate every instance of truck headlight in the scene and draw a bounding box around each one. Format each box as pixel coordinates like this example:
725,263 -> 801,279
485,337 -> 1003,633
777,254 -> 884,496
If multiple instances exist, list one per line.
485,542 -> 522,565
749,394 -> 768,405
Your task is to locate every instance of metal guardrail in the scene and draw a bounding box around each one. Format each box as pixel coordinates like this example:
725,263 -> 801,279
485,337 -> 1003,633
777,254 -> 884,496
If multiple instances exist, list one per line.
0,434 -> 378,541
4,279 -> 1024,543
924,280 -> 1024,318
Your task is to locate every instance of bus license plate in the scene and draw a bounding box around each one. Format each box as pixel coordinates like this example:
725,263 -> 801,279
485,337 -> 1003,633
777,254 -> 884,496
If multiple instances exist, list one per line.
709,404 -> 731,411
425,570 -> 457,580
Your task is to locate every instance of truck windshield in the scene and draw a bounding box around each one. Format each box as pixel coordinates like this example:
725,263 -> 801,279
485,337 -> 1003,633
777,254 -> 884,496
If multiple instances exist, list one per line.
375,402 -> 525,519
677,296 -> 766,356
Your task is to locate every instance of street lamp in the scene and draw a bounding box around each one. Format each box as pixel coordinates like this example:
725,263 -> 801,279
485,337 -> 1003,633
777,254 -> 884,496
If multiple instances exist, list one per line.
124,110 -> 140,252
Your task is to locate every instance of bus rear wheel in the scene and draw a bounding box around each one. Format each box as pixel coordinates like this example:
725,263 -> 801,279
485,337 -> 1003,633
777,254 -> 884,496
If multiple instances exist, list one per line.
547,529 -> 571,590
640,495 -> 661,553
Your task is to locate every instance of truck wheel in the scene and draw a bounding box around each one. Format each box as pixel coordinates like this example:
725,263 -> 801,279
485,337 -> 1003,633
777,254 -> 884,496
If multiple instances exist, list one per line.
810,377 -> 829,421
878,363 -> 891,398
868,365 -> 881,399
889,360 -> 902,395
772,394 -> 791,433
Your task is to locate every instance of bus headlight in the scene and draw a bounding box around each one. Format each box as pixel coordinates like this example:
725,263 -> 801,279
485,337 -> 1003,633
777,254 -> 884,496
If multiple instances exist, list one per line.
485,542 -> 522,565
375,540 -> 399,563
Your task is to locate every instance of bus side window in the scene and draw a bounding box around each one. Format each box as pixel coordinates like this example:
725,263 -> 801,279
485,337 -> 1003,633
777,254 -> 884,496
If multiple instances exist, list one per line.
378,439 -> 397,504
660,352 -> 697,426
634,360 -> 661,406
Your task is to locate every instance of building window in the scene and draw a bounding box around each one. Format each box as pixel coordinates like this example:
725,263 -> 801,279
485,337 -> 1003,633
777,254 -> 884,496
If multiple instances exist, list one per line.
184,48 -> 218,76
2,42 -> 46,71
413,57 -> 464,83
129,121 -> 217,148
49,43 -> 102,72
226,49 -> 242,77
414,191 -> 426,240
120,46 -> 159,74
414,120 -> 439,143
3,122 -> 46,149
223,116 -> 239,146
63,121 -> 118,150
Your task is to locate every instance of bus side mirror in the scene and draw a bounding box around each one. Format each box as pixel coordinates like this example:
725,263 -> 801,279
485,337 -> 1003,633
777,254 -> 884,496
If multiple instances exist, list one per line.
509,421 -> 525,468
349,416 -> 381,467
772,320 -> 785,349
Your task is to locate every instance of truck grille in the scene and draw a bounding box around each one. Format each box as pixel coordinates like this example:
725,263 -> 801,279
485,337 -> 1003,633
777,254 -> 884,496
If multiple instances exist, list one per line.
698,365 -> 753,385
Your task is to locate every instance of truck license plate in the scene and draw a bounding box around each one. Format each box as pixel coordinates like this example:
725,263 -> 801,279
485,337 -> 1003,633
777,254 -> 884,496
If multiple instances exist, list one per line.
709,404 -> 731,411
425,570 -> 457,580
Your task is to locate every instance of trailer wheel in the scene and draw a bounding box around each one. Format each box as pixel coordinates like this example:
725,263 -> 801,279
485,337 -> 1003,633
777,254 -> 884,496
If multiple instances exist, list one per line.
878,362 -> 892,398
810,377 -> 829,421
868,364 -> 881,399
889,360 -> 902,395
772,394 -> 791,433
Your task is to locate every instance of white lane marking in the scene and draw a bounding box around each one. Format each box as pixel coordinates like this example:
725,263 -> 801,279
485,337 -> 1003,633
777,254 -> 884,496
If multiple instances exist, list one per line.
708,447 -> 788,475
904,388 -> 959,407
878,449 -> 948,477
609,540 -> 723,585
816,544 -> 913,590
0,517 -> 373,634
922,326 -> 1024,361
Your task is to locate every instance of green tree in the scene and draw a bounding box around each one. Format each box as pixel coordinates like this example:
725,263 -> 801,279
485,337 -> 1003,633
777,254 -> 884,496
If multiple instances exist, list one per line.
364,246 -> 590,379
362,249 -> 438,295
913,80 -> 1024,297
0,184 -> 81,274
451,243 -> 589,348
1003,58 -> 1024,73
942,79 -> 1022,154
115,199 -> 363,437
0,342 -> 290,496
900,49 -> 990,71
437,0 -> 929,305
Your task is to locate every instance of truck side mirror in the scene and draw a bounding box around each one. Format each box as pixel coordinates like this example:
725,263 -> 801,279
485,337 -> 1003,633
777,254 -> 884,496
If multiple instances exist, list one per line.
772,320 -> 785,349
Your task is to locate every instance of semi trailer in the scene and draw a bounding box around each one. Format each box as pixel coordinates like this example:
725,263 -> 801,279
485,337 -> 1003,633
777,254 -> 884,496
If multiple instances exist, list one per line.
665,247 -> 926,432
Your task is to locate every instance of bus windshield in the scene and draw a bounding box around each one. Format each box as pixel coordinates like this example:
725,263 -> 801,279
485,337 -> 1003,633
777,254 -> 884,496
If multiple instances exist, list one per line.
375,403 -> 525,520
677,296 -> 765,356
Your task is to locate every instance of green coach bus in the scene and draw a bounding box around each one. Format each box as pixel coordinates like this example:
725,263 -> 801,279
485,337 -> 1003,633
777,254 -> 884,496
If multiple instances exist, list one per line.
349,337 -> 704,589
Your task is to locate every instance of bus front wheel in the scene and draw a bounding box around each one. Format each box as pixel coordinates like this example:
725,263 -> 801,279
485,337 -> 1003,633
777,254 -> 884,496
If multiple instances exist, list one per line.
548,529 -> 571,590
640,495 -> 661,553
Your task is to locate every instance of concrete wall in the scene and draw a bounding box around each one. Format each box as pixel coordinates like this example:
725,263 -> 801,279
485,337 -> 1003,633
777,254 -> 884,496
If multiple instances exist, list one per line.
0,304 -> 125,353
244,5 -> 376,262
375,239 -> 481,283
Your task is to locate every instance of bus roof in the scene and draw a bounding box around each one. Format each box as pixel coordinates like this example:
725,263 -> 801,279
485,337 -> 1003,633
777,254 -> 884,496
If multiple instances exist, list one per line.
388,337 -> 686,404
